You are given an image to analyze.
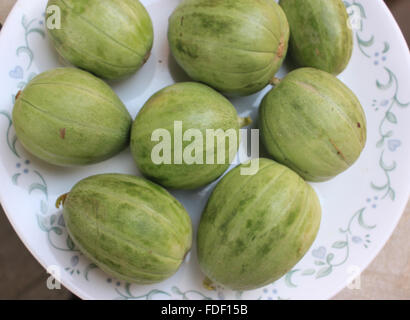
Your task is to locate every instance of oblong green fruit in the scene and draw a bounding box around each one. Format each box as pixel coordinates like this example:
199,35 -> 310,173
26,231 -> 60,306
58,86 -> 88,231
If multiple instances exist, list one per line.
168,0 -> 289,96
260,68 -> 367,182
279,0 -> 353,75
197,158 -> 321,290
60,174 -> 193,284
46,0 -> 153,80
12,68 -> 132,166
131,82 -> 247,190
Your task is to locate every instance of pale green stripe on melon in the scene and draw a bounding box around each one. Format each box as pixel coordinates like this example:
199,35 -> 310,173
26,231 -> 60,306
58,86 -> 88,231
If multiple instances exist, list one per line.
291,80 -> 362,143
66,203 -> 182,265
198,161 -> 321,289
22,68 -> 132,123
167,34 -> 278,93
228,184 -> 319,289
216,168 -> 304,243
202,186 -> 307,289
131,82 -> 241,188
262,95 -> 350,179
47,0 -> 151,79
280,0 -> 352,74
20,85 -> 131,132
260,103 -> 302,175
110,0 -> 153,45
28,68 -> 130,107
63,174 -> 193,282
12,100 -> 128,165
260,70 -> 365,180
175,0 -> 286,45
59,0 -> 149,59
171,7 -> 279,51
197,160 -> 274,229
19,98 -> 123,135
206,166 -> 288,237
97,174 -> 193,238
27,82 -> 131,119
169,34 -> 274,74
50,33 -> 141,70
234,184 -> 320,289
62,7 -> 142,58
286,68 -> 366,137
65,210 -> 181,282
69,174 -> 192,253
198,161 -> 299,260
168,0 -> 288,94
65,223 -> 175,284
86,188 -> 189,251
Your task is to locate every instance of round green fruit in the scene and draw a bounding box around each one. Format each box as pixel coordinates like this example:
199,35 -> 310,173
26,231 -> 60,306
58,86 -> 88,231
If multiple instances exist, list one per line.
131,82 -> 248,190
168,0 -> 289,96
46,0 -> 153,80
260,68 -> 367,182
279,0 -> 353,75
59,174 -> 192,284
12,68 -> 132,166
197,158 -> 321,290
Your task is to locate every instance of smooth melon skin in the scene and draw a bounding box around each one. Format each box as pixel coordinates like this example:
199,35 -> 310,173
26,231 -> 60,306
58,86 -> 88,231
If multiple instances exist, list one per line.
260,68 -> 367,182
197,158 -> 321,290
279,0 -> 353,75
12,68 -> 132,167
168,0 -> 289,96
62,174 -> 193,284
46,0 -> 153,80
131,82 -> 244,190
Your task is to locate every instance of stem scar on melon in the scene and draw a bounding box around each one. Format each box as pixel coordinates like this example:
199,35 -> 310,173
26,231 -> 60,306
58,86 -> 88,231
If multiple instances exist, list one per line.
270,77 -> 282,86
203,277 -> 216,291
56,193 -> 69,208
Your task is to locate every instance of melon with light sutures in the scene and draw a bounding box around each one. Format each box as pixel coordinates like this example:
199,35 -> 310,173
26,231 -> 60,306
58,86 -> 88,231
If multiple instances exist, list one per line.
197,158 -> 321,290
130,82 -> 250,190
46,0 -> 153,80
259,68 -> 367,182
279,0 -> 353,75
168,0 -> 289,96
59,174 -> 193,284
12,68 -> 132,166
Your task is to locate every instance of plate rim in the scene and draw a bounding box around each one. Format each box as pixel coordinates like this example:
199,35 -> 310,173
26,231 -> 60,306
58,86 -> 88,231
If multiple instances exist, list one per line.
0,0 -> 409,300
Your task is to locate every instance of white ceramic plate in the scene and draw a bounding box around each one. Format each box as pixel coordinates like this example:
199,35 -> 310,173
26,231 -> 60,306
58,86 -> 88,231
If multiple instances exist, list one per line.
1,0 -> 409,300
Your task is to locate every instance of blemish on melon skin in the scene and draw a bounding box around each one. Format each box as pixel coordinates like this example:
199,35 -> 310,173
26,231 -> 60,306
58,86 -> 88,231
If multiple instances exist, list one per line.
357,122 -> 361,128
15,90 -> 22,100
60,128 -> 66,139
277,37 -> 285,58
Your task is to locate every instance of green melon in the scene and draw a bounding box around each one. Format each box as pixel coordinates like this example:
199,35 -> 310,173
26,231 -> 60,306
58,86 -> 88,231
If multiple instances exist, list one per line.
130,82 -> 249,190
168,0 -> 289,96
279,0 -> 353,75
60,173 -> 193,284
259,68 -> 367,182
12,68 -> 132,166
197,158 -> 321,290
46,0 -> 153,80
